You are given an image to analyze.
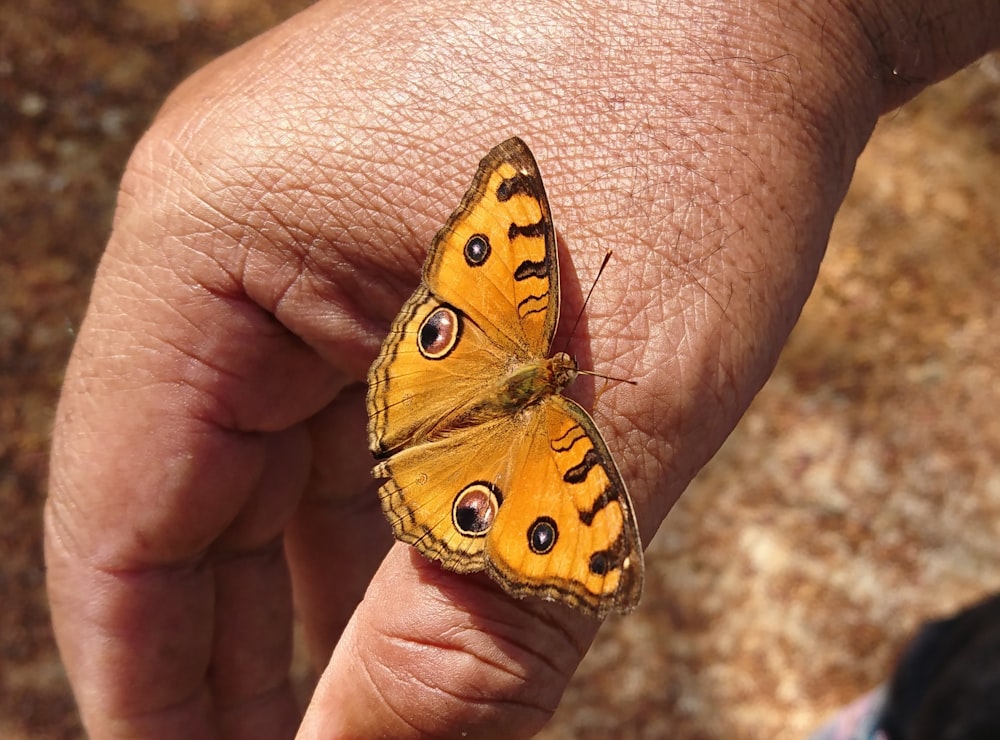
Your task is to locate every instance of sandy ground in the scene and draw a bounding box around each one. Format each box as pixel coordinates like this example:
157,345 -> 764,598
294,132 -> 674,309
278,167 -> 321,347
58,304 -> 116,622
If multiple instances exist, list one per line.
3,3 -> 998,737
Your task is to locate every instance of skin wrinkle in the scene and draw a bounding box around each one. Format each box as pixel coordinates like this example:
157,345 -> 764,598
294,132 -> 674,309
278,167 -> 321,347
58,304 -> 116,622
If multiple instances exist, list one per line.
137,364 -> 241,444
299,466 -> 381,516
126,256 -> 342,431
48,420 -> 191,563
218,142 -> 427,345
444,616 -> 575,680
150,325 -> 246,397
106,683 -> 214,732
219,694 -> 298,737
661,102 -> 819,431
227,174 -> 303,260
209,558 -> 293,705
72,543 -> 289,728
51,561 -> 216,714
160,147 -> 247,237
352,654 -> 430,739
384,631 -> 536,695
213,519 -> 288,567
216,671 -> 294,711
481,629 -> 586,684
382,573 -> 591,681
114,708 -> 217,740
138,175 -> 247,273
42,498 -> 92,590
511,607 -> 593,667
376,645 -> 554,734
218,430 -> 310,546
74,417 -> 276,565
130,148 -> 271,281
369,563 -> 586,681
212,660 -> 296,710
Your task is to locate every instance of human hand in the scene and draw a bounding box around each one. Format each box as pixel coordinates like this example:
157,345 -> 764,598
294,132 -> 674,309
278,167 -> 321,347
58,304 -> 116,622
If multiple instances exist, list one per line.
45,1 -> 999,737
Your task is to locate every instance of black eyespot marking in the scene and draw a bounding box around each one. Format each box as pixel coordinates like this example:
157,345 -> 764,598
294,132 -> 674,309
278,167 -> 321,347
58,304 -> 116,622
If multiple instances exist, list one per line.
464,234 -> 491,266
452,482 -> 502,537
418,306 -> 461,359
589,550 -> 615,575
528,516 -> 558,555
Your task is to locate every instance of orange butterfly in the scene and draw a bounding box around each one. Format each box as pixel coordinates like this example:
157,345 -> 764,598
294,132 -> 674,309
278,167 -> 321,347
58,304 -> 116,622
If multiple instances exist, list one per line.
367,137 -> 642,617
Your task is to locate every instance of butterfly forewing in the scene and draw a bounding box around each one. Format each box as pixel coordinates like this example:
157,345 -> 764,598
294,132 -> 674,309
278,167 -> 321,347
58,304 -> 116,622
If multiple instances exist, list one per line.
423,137 -> 559,358
367,286 -> 511,457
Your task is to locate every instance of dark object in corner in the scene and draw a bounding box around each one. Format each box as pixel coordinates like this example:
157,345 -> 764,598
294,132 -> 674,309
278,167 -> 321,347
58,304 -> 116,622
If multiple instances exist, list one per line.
879,591 -> 1000,740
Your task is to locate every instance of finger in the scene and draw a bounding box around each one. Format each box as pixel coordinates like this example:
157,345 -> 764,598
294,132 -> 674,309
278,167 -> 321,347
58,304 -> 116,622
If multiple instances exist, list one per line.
298,546 -> 600,739
285,383 -> 395,668
45,208 -> 350,737
45,421 -> 308,739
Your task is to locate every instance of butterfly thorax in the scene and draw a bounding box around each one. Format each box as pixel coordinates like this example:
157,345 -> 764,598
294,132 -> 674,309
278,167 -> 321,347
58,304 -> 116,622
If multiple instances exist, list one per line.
498,351 -> 578,410
444,351 -> 578,431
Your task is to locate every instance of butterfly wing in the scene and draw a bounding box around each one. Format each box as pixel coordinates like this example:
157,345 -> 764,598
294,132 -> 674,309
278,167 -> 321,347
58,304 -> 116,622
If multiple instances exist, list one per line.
367,137 -> 558,456
486,395 -> 643,616
422,136 -> 559,356
375,394 -> 643,617
367,285 -> 512,456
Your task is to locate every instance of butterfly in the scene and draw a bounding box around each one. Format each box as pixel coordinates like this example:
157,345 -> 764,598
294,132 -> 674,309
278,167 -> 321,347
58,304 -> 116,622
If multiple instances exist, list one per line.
366,137 -> 643,617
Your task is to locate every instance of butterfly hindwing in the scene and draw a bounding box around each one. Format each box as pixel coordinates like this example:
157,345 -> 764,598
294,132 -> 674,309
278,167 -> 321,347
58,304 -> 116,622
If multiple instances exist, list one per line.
374,395 -> 642,616
374,415 -> 512,573
485,395 -> 643,616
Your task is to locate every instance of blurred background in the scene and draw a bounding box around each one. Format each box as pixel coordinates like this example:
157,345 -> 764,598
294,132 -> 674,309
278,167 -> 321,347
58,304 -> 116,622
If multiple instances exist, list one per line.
2,3 -> 998,737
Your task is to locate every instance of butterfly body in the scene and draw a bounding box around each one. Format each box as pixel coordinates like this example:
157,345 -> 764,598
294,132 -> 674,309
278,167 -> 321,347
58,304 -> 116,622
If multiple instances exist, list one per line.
471,351 -> 577,423
366,137 -> 643,617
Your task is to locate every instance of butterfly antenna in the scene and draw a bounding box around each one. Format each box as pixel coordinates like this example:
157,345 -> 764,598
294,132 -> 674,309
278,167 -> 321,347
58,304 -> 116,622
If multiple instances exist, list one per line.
564,249 -> 614,347
578,368 -> 637,386
562,250 -> 638,387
